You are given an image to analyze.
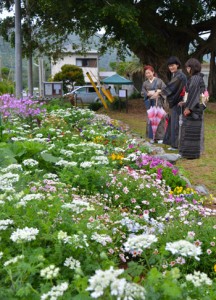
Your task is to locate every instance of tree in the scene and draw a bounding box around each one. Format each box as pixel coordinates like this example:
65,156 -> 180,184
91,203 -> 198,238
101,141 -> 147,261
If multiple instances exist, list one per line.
1,0 -> 216,97
53,64 -> 85,93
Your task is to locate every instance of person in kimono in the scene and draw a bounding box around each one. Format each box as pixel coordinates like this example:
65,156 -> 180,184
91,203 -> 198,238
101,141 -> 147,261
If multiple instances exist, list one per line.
179,58 -> 206,159
153,56 -> 187,150
141,65 -> 166,143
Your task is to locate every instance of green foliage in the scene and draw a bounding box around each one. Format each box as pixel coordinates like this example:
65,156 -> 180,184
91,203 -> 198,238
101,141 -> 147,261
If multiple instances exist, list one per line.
88,102 -> 103,111
0,80 -> 14,95
0,142 -> 17,167
53,64 -> 85,93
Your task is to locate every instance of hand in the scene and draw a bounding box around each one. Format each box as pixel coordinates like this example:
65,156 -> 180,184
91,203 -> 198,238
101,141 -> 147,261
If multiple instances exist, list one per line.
150,91 -> 160,99
184,108 -> 191,116
178,101 -> 185,107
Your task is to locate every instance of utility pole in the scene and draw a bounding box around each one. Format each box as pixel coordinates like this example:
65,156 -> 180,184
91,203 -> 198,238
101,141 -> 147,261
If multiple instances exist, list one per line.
15,0 -> 22,98
26,0 -> 33,96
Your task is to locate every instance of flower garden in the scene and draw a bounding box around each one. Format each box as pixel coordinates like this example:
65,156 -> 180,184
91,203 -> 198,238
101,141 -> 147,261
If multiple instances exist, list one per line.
0,94 -> 216,300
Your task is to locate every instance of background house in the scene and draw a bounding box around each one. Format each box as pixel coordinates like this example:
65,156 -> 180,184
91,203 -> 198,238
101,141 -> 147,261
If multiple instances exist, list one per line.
51,47 -> 99,84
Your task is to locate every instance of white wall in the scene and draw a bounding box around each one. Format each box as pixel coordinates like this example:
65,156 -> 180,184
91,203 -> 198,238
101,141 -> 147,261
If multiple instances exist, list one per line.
51,53 -> 99,83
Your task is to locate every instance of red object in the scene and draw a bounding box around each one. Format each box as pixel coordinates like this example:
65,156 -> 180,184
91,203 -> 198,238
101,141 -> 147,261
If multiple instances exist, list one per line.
180,86 -> 186,96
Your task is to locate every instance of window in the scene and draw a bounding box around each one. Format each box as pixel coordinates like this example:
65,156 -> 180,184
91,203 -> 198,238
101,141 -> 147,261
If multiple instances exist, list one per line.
76,58 -> 97,68
88,87 -> 96,93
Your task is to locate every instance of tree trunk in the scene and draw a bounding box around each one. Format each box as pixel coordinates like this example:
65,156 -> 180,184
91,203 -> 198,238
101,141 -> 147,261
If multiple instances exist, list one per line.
15,0 -> 22,98
208,51 -> 216,100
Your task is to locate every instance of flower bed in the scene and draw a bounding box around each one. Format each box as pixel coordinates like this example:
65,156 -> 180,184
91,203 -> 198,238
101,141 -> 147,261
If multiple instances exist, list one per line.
0,95 -> 216,299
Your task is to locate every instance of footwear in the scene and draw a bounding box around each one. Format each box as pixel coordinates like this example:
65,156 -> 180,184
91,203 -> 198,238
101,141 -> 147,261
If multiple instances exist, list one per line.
157,140 -> 163,144
149,139 -> 155,144
168,147 -> 178,151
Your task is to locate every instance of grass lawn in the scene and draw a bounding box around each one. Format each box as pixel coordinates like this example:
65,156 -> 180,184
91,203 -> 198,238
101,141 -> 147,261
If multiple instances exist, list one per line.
101,99 -> 216,196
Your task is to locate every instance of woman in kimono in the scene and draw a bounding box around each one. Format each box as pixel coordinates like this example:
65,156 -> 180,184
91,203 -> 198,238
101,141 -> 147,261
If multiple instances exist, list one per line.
179,58 -> 206,159
153,56 -> 187,150
141,65 -> 166,143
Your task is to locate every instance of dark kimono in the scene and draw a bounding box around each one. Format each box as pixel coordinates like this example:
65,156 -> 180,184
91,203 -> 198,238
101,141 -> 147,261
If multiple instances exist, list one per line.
179,73 -> 205,159
141,77 -> 166,140
161,70 -> 187,148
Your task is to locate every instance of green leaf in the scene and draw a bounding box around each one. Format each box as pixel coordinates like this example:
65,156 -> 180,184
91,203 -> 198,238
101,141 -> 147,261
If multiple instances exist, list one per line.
40,152 -> 59,163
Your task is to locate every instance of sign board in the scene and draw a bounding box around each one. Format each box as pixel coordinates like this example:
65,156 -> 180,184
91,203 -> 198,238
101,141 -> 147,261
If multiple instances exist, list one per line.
43,82 -> 63,98
119,89 -> 127,98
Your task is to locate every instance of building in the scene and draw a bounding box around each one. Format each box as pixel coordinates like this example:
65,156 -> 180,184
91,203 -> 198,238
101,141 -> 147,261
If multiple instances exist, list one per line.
51,46 -> 99,84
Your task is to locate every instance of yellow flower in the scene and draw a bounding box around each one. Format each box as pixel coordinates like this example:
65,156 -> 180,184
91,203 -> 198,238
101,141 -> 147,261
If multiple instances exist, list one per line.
214,264 -> 216,272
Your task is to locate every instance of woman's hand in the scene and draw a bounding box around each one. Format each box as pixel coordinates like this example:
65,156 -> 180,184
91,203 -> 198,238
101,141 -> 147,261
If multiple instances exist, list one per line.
178,101 -> 185,107
150,91 -> 160,99
184,107 -> 191,116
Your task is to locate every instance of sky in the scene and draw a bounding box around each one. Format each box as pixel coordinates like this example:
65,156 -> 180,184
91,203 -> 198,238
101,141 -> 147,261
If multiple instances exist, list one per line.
1,9 -> 14,19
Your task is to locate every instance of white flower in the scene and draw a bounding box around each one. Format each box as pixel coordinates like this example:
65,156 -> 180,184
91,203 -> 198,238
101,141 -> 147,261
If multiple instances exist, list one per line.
1,164 -> 23,173
57,230 -> 68,240
0,172 -> 19,192
55,160 -> 78,167
91,232 -> 112,246
80,161 -> 94,168
123,234 -> 158,256
40,265 -> 60,279
4,255 -> 24,267
86,267 -> 124,298
0,219 -> 14,230
18,193 -> 45,206
40,282 -> 68,300
64,257 -> 81,270
186,270 -> 212,287
86,267 -> 146,299
0,252 -> 3,259
22,159 -> 39,167
10,227 -> 39,243
165,240 -> 202,261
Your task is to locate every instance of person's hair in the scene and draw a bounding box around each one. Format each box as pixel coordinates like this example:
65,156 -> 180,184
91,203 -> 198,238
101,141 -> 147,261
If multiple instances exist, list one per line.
167,56 -> 181,67
143,65 -> 155,74
185,58 -> 201,75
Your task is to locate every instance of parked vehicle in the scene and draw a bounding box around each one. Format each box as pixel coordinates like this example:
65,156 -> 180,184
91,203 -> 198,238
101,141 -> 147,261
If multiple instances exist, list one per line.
64,86 -> 102,104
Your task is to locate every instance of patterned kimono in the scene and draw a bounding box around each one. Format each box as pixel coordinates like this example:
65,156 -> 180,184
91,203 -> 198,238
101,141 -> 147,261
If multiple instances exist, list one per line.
179,73 -> 206,159
161,69 -> 187,148
141,77 -> 166,140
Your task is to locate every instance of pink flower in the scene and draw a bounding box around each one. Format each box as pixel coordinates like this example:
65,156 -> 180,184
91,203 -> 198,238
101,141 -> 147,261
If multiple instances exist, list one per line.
123,187 -> 129,194
207,249 -> 212,255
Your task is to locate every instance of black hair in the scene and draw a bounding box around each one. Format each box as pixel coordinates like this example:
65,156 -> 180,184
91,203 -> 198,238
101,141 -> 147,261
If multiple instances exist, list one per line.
167,56 -> 181,67
185,58 -> 201,75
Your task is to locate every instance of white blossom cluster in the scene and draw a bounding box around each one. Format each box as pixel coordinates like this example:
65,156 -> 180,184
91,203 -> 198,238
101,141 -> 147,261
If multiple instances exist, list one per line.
86,266 -> 146,299
4,255 -> 24,267
80,161 -> 94,168
62,200 -> 94,214
91,155 -> 109,165
55,160 -> 78,167
1,164 -> 23,173
18,193 -> 45,206
123,234 -> 158,257
57,231 -> 89,248
57,230 -> 68,241
43,173 -> 59,180
185,270 -> 212,287
120,217 -> 143,233
165,240 -> 202,261
0,219 -> 14,230
60,149 -> 74,157
40,264 -> 60,279
40,282 -> 68,300
91,232 -> 113,246
0,172 -> 19,192
0,252 -> 3,259
64,256 -> 81,270
22,159 -> 39,167
10,227 -> 39,243
11,137 -> 27,141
